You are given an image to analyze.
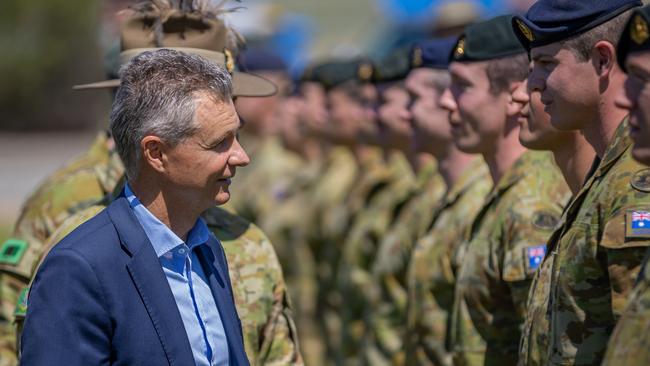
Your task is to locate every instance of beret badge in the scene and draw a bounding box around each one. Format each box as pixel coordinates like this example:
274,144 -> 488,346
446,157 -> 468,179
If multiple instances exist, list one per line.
411,47 -> 423,68
224,48 -> 236,74
516,19 -> 535,42
454,38 -> 466,59
631,14 -> 650,45
358,62 -> 374,81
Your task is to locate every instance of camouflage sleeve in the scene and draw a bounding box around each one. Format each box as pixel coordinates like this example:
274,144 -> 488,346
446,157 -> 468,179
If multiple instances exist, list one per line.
222,223 -> 304,366
256,238 -> 304,366
502,199 -> 562,318
599,207 -> 650,317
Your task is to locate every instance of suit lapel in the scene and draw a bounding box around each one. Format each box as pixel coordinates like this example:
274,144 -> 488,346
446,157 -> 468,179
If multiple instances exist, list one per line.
197,239 -> 249,366
107,198 -> 195,366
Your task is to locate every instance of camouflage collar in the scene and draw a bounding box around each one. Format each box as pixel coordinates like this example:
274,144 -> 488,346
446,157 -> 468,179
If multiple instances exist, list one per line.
595,118 -> 632,178
415,159 -> 438,188
489,150 -> 545,199
446,157 -> 489,204
87,131 -> 125,195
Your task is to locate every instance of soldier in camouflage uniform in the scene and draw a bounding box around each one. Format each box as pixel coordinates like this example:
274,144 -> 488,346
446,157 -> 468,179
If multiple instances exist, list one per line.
397,38 -> 492,366
601,5 -> 650,365
440,16 -> 572,365
513,0 -> 650,364
0,2 -> 302,365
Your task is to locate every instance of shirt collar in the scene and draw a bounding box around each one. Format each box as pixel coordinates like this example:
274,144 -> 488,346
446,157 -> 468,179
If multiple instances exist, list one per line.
124,182 -> 210,258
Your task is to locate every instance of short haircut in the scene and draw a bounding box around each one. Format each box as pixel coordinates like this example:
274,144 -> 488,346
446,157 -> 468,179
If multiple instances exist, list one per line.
486,53 -> 529,94
560,9 -> 634,62
110,49 -> 233,179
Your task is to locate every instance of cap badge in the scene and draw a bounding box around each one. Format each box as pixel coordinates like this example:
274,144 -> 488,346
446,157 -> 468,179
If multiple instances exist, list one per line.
516,19 -> 534,42
224,48 -> 235,74
631,15 -> 649,46
454,38 -> 466,59
358,62 -> 374,81
411,47 -> 423,68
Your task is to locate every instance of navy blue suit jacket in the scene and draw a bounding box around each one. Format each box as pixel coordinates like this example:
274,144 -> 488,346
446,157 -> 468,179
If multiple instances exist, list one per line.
20,196 -> 250,366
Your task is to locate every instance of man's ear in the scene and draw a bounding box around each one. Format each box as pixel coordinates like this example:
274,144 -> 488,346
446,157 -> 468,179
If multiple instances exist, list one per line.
506,81 -> 524,118
592,40 -> 617,77
140,136 -> 166,173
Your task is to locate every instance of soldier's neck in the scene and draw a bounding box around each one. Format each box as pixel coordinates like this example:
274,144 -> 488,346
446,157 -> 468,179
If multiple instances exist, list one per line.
552,134 -> 596,194
582,85 -> 629,158
437,147 -> 476,189
483,133 -> 527,185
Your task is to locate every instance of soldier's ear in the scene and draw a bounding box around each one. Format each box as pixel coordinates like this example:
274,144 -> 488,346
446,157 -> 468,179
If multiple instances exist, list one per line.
592,40 -> 617,77
141,136 -> 165,174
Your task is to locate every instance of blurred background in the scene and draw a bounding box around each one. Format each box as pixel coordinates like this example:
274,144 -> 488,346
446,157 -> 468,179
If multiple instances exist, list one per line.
0,0 -> 536,241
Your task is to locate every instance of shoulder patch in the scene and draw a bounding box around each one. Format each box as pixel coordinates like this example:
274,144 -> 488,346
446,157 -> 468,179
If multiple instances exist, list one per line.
631,168 -> 650,193
525,245 -> 547,273
14,286 -> 29,318
533,210 -> 559,230
0,239 -> 28,265
627,210 -> 650,239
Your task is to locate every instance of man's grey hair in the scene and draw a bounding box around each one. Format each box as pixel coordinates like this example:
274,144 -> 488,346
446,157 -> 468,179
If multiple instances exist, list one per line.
110,48 -> 233,179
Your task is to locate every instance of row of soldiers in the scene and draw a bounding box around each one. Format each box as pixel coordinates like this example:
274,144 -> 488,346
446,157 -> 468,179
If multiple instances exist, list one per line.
2,0 -> 650,365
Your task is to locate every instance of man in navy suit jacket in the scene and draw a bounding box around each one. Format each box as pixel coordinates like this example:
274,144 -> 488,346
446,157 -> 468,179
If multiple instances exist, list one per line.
21,49 -> 261,365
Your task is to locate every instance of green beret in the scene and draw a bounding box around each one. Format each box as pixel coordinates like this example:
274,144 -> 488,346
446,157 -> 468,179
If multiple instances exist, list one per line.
618,4 -> 650,71
301,59 -> 373,90
451,15 -> 526,62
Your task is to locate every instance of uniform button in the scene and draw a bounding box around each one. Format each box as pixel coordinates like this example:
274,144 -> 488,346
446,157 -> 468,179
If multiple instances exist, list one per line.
178,248 -> 186,255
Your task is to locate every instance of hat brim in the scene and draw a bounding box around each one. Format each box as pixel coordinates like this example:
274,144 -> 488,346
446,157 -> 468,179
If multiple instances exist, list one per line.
73,71 -> 277,97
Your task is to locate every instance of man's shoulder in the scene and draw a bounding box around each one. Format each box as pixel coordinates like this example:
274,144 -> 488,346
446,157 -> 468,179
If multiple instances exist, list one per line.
49,206 -> 116,258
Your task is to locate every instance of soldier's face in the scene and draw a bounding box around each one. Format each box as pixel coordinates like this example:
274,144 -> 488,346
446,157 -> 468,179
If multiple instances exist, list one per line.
444,61 -> 511,154
529,43 -> 600,131
300,82 -> 330,136
406,68 -> 452,155
617,52 -> 650,165
150,96 -> 250,209
327,84 -> 379,146
377,83 -> 412,151
513,76 -> 576,150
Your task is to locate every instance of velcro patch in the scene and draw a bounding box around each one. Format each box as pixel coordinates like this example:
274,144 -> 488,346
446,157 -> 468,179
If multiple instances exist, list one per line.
627,210 -> 650,239
526,245 -> 547,273
14,287 -> 28,318
0,239 -> 28,265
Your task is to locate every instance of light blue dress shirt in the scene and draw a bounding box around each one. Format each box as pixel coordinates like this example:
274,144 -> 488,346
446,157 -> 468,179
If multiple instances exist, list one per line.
124,183 -> 230,366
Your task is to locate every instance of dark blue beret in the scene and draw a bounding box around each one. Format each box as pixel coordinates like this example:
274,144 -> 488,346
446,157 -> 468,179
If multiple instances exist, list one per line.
237,48 -> 288,73
451,15 -> 526,62
618,5 -> 650,71
370,37 -> 456,83
513,0 -> 641,49
412,37 -> 457,69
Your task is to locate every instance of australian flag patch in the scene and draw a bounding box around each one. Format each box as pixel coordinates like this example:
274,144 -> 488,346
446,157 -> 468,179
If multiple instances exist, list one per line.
526,245 -> 546,273
628,210 -> 650,238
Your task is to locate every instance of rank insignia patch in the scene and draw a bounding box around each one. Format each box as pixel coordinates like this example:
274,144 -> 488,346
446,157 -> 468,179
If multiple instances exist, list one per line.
526,245 -> 546,272
628,210 -> 650,238
516,19 -> 534,42
0,238 -> 28,265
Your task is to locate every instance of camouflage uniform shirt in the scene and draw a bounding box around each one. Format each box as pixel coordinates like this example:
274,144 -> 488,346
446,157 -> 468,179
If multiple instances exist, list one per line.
519,121 -> 650,365
451,151 -> 571,366
405,158 -> 491,366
